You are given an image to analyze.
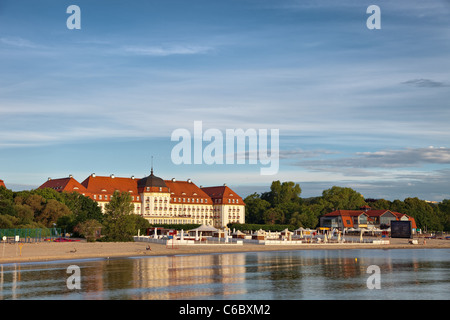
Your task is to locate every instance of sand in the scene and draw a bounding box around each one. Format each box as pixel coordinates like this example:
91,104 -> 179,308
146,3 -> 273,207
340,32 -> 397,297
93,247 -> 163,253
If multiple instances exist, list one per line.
0,237 -> 449,264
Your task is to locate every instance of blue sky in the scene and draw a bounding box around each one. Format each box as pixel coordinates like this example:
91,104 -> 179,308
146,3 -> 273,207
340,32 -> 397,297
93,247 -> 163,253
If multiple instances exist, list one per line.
1,0 -> 450,201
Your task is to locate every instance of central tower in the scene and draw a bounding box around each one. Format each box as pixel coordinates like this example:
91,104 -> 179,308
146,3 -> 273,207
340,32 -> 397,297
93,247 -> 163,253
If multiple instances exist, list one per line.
138,168 -> 171,218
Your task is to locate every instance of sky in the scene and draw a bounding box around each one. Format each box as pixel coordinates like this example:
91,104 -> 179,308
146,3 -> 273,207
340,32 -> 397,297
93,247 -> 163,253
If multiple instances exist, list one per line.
1,0 -> 450,201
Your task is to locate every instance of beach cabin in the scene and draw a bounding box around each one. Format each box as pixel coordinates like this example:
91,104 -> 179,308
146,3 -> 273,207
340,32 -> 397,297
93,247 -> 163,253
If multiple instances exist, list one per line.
280,228 -> 293,240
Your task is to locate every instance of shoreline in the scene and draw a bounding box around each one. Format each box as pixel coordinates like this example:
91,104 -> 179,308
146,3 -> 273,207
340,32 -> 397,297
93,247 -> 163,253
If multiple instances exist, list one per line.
1,238 -> 449,265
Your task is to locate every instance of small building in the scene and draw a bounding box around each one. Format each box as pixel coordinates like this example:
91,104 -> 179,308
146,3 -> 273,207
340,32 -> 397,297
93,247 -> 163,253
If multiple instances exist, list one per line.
0,179 -> 5,188
320,210 -> 369,230
320,206 -> 416,232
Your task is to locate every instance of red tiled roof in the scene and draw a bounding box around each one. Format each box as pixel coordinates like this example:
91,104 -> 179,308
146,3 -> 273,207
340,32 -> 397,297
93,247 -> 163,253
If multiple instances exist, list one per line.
322,209 -> 365,217
365,210 -> 392,217
38,174 -> 244,206
81,175 -> 139,201
39,177 -> 89,195
165,180 -> 211,202
201,185 -> 245,205
324,209 -> 397,218
392,212 -> 417,229
409,217 -> 417,229
0,179 -> 5,188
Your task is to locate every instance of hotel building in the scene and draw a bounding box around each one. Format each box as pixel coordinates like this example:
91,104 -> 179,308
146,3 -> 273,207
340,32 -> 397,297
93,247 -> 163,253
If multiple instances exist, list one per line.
38,170 -> 245,228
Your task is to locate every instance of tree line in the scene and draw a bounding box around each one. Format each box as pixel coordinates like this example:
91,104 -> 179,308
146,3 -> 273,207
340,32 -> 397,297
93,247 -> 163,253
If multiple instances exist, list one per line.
1,181 -> 448,242
244,181 -> 450,232
0,186 -> 150,241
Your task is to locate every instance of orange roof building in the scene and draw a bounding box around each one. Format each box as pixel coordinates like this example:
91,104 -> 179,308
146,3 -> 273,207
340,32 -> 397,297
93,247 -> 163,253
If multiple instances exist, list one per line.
0,179 -> 5,188
39,176 -> 89,196
320,206 -> 417,232
39,170 -> 245,228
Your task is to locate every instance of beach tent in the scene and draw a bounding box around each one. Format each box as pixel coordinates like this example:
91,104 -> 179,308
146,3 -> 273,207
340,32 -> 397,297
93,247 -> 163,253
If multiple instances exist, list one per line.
188,224 -> 218,240
252,229 -> 266,240
232,230 -> 246,239
294,227 -> 305,237
188,224 -> 218,232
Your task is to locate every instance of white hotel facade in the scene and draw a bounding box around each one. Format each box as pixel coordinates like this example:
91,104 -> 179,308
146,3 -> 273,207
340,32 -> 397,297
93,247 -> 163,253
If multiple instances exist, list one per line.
39,169 -> 245,228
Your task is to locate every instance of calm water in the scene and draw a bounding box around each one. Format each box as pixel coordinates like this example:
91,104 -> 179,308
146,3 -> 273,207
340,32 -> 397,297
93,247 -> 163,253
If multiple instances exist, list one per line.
0,249 -> 448,300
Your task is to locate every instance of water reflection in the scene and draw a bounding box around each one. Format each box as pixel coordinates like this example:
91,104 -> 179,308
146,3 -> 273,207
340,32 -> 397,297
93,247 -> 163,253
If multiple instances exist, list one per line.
0,249 -> 448,300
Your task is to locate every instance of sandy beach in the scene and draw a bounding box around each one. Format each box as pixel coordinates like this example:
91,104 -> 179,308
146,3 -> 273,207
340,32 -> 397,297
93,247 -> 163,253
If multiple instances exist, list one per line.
0,237 -> 449,264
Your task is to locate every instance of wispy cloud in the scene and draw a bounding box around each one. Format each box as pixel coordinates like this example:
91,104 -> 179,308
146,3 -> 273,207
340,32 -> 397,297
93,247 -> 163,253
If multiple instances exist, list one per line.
295,147 -> 450,169
401,79 -> 449,88
0,36 -> 37,48
123,45 -> 214,56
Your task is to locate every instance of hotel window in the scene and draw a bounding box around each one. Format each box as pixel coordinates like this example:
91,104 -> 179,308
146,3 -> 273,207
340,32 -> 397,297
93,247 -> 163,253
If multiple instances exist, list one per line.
137,196 -> 139,201
99,195 -> 102,200
146,187 -> 150,191
93,195 -> 97,200
187,198 -> 190,203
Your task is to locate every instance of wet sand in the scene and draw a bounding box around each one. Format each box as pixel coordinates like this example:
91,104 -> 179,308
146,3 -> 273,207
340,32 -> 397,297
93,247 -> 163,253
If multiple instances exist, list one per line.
0,238 -> 449,264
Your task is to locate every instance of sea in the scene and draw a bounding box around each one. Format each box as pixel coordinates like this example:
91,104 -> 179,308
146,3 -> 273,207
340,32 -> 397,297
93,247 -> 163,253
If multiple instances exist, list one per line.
0,248 -> 448,301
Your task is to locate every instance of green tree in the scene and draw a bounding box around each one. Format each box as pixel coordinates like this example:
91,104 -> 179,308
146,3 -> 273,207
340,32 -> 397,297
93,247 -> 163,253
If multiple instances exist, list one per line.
244,193 -> 271,224
261,181 -> 301,206
0,214 -> 18,228
0,198 -> 16,217
275,201 -> 302,224
438,199 -> 450,231
263,207 -> 284,225
102,191 -> 136,241
402,197 -> 442,231
37,199 -> 72,227
77,219 -> 103,242
33,188 -> 66,203
367,199 -> 392,210
128,214 -> 151,236
321,186 -> 366,212
60,192 -> 103,234
14,204 -> 35,226
63,192 -> 103,222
